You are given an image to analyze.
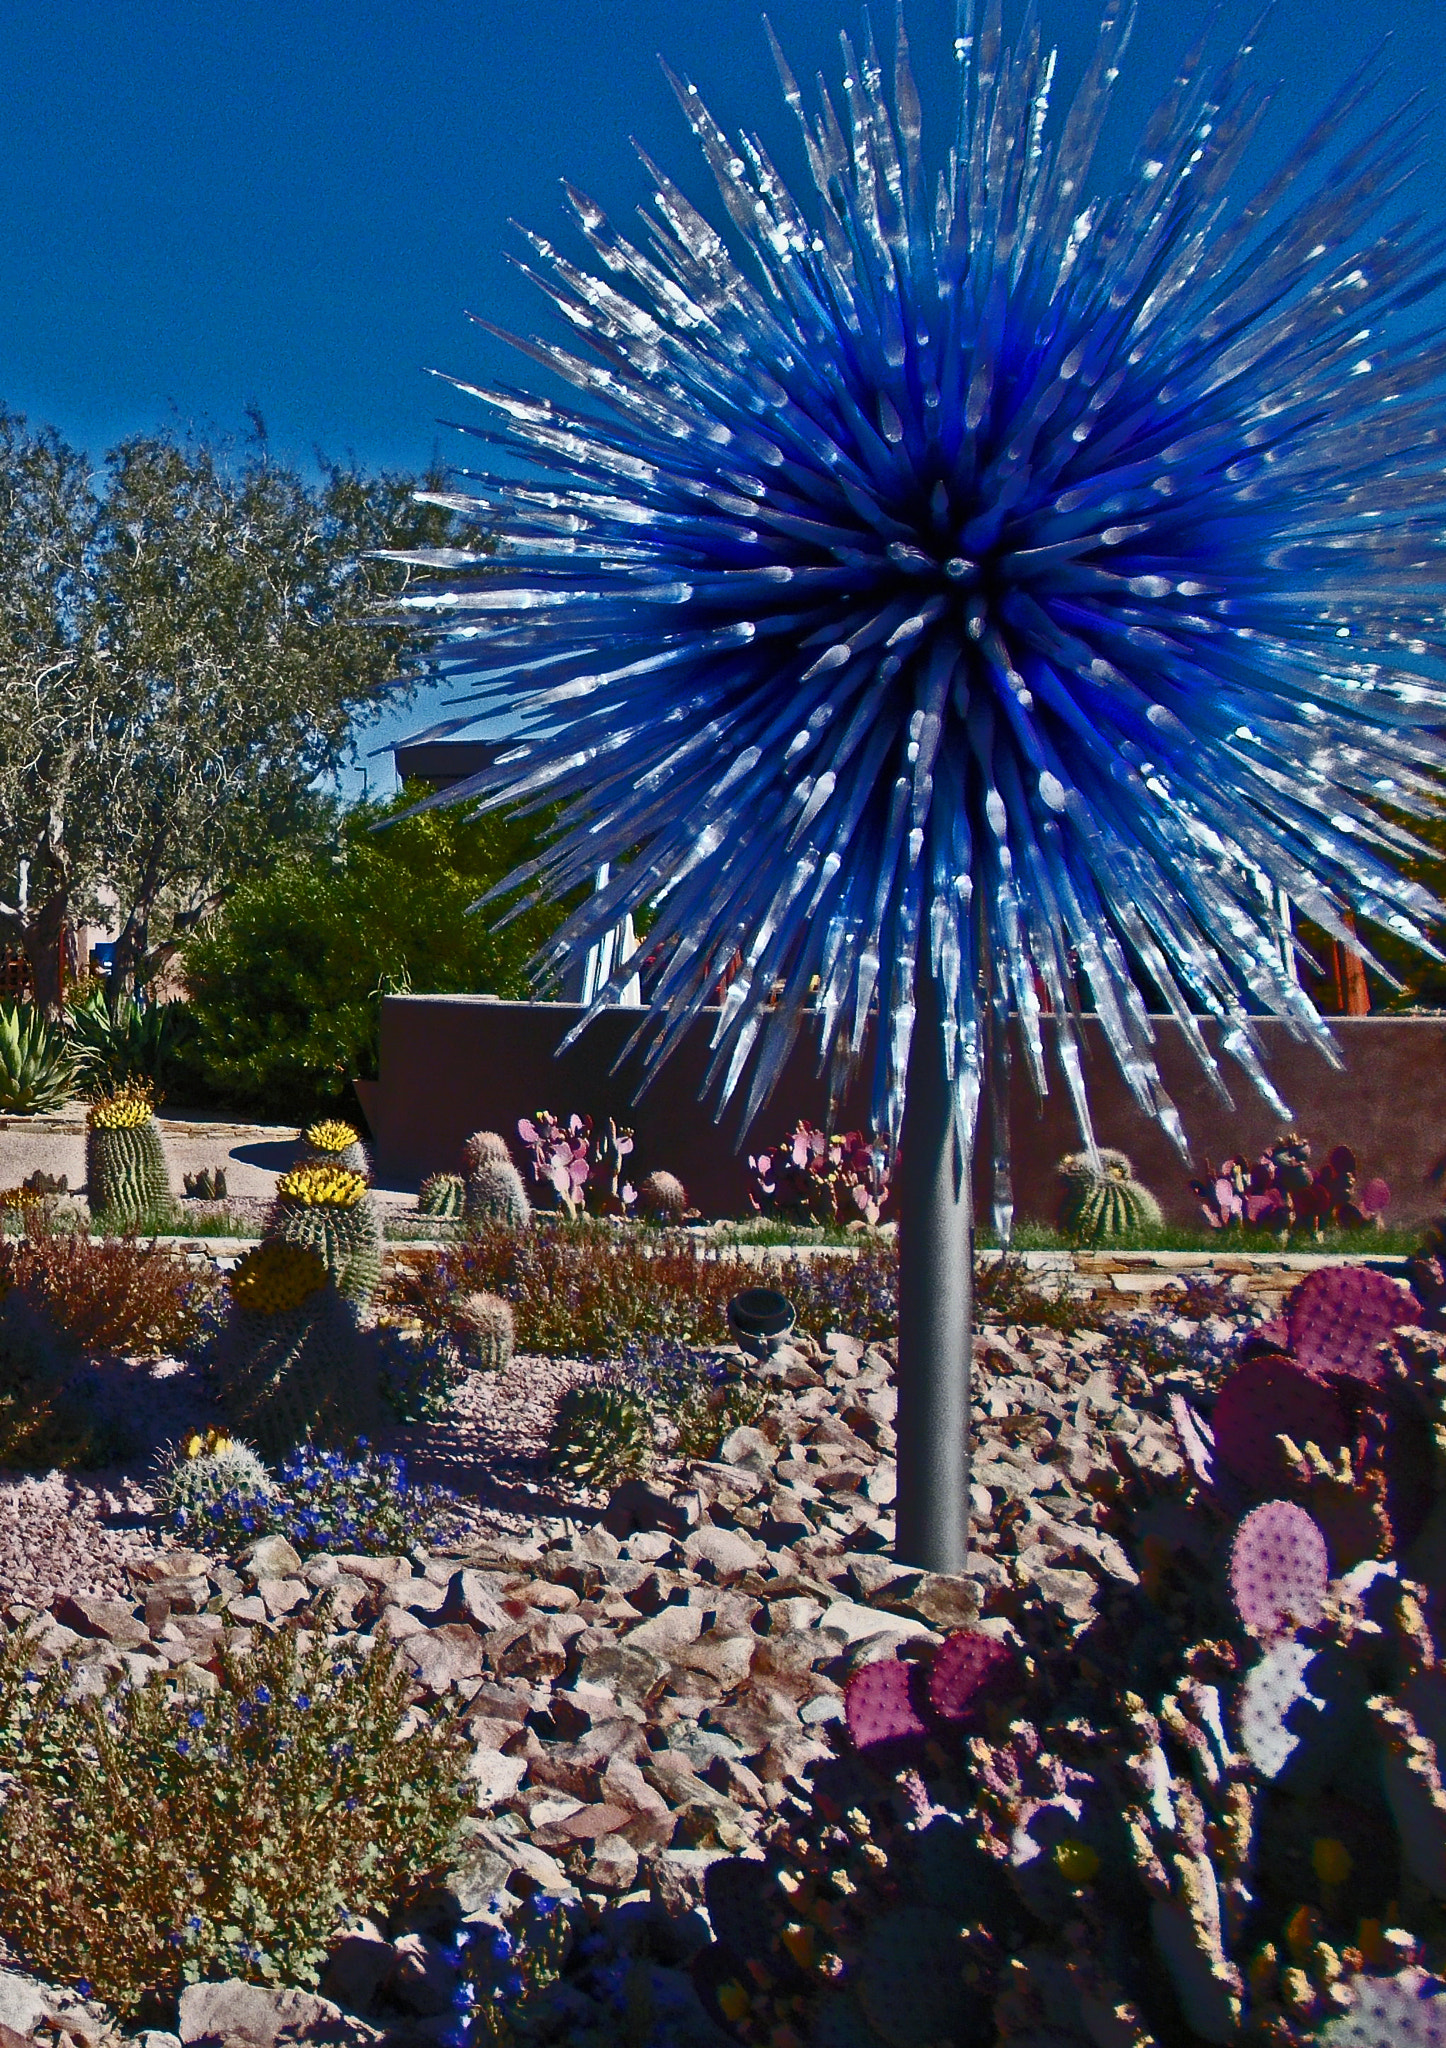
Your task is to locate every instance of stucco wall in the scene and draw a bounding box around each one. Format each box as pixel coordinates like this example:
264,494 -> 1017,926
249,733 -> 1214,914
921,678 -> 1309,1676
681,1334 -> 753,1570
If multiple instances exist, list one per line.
368,996 -> 1446,1230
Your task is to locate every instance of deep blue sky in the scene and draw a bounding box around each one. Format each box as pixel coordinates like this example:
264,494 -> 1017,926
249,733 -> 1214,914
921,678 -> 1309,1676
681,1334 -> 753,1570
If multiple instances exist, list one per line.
2,0 -> 1441,791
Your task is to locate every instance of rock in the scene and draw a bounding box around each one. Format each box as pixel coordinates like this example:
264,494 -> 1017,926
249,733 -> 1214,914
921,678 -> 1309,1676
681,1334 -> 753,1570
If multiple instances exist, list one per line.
257,1577 -> 310,1619
330,1554 -> 415,1591
817,1599 -> 941,1648
844,1557 -> 917,1601
467,1747 -> 528,1805
531,1799 -> 636,1847
623,1605 -> 705,1655
178,1980 -> 378,2048
225,1594 -> 269,1626
717,1427 -> 775,1473
583,1833 -> 640,1892
397,1624 -> 487,1693
376,1605 -> 428,1643
1032,1566 -> 1099,1622
702,1686 -> 800,1757
385,1932 -> 458,2017
673,1630 -> 755,1693
238,1535 -> 304,1583
764,1595 -> 822,1633
577,1643 -> 670,1704
494,1617 -> 569,1680
321,1924 -> 395,2014
51,1594 -> 149,1651
603,1478 -> 699,1538
799,1693 -> 845,1726
0,1966 -> 101,2042
682,1527 -> 765,1583
883,1572 -> 982,1632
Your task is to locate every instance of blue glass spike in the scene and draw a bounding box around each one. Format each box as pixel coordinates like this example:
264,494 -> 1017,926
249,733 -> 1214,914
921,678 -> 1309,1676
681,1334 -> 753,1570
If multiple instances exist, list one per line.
391,6 -> 1446,1183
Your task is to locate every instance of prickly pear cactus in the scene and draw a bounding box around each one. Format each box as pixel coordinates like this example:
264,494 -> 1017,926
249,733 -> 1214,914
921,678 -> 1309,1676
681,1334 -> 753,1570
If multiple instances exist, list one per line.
637,1168 -> 689,1224
463,1154 -> 531,1234
418,1171 -> 465,1221
301,1117 -> 372,1180
547,1379 -> 654,1488
1229,1500 -> 1330,1639
212,1240 -> 381,1457
1056,1149 -> 1163,1243
1286,1265 -> 1419,1385
86,1083 -> 169,1222
266,1163 -> 383,1307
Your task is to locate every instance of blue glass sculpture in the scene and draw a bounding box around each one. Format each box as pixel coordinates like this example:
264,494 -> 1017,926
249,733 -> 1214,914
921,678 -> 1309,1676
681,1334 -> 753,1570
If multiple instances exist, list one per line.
398,2 -> 1446,1566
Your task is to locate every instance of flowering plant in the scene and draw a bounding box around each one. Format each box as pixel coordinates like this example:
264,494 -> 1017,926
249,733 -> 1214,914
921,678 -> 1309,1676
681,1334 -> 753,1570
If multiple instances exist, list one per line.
162,1440 -> 466,1556
516,1111 -> 636,1218
748,1122 -> 893,1228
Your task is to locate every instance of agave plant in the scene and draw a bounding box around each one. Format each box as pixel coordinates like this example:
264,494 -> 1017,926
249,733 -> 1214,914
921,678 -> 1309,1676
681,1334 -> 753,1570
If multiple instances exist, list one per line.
0,1000 -> 80,1115
394,7 -> 1446,1568
65,985 -> 190,1096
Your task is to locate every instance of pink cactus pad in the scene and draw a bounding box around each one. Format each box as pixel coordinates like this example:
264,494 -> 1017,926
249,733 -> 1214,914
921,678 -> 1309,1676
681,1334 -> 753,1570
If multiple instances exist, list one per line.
1212,1354 -> 1349,1495
1285,1265 -> 1418,1385
926,1631 -> 1018,1724
845,1656 -> 929,1752
1229,1500 -> 1329,1637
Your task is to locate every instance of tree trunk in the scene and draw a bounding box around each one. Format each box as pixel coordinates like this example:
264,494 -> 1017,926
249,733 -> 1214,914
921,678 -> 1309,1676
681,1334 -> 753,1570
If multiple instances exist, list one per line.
894,961 -> 974,1572
24,888 -> 70,1018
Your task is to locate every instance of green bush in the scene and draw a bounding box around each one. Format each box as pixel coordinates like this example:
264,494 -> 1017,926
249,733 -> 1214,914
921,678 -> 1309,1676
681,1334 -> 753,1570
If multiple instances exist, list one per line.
176,786 -> 580,1122
65,985 -> 196,1097
0,1613 -> 472,2019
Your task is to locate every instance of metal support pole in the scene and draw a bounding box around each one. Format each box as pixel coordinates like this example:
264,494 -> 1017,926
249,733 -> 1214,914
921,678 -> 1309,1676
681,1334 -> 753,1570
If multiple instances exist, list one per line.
894,962 -> 973,1572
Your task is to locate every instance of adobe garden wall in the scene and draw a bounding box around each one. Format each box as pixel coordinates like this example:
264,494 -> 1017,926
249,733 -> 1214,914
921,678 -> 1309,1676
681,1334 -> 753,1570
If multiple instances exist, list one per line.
367,997 -> 1446,1230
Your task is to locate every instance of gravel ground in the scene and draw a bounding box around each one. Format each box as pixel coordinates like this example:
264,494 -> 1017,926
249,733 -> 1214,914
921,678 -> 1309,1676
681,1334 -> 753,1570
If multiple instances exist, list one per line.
0,1346 -> 600,1615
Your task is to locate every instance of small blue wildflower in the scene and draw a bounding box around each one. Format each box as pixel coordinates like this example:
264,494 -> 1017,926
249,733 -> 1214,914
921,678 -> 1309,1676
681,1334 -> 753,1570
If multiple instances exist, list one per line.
175,1738 -> 190,1755
188,1708 -> 206,1728
294,1694 -> 311,1711
253,1684 -> 272,1705
76,1981 -> 92,2001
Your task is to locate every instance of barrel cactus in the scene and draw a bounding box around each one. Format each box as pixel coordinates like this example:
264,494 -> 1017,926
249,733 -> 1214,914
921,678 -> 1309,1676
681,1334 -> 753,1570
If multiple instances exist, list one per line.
1056,1149 -> 1164,1244
548,1378 -> 654,1489
637,1169 -> 689,1225
86,1082 -> 170,1224
463,1154 -> 531,1234
212,1240 -> 381,1457
462,1130 -> 513,1173
302,1117 -> 372,1180
418,1171 -> 465,1221
447,1290 -> 515,1373
266,1163 -> 383,1307
150,1426 -> 275,1532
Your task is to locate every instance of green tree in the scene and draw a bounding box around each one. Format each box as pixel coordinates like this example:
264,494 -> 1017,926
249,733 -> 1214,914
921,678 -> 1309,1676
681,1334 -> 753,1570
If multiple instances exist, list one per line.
178,786 -> 576,1121
0,409 -> 469,1010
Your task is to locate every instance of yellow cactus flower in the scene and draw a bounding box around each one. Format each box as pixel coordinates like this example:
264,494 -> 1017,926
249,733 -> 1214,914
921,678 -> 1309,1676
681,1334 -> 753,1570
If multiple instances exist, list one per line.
228,1239 -> 328,1315
275,1163 -> 366,1209
303,1118 -> 361,1153
88,1082 -> 155,1130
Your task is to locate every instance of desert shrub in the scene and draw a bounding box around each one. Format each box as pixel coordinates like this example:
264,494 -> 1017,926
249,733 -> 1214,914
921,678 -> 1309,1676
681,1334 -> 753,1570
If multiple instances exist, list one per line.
177,789 -> 580,1121
6,1231 -> 217,1358
158,1439 -> 466,1556
0,998 -> 80,1113
609,1336 -> 769,1461
0,1290 -> 125,1471
397,1222 -> 748,1357
0,1613 -> 472,2019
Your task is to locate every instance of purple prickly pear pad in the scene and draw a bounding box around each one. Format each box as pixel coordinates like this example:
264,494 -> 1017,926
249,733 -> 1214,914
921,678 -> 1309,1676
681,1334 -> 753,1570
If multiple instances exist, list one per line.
1229,1499 -> 1329,1637
845,1656 -> 929,1753
1287,1266 -> 1419,1386
1212,1354 -> 1349,1495
926,1631 -> 1018,1725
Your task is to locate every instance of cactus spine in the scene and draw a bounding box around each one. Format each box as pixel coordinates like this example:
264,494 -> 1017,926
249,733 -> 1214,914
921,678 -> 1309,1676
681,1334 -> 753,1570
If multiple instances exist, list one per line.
266,1163 -> 382,1307
1056,1147 -> 1163,1242
86,1083 -> 170,1222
